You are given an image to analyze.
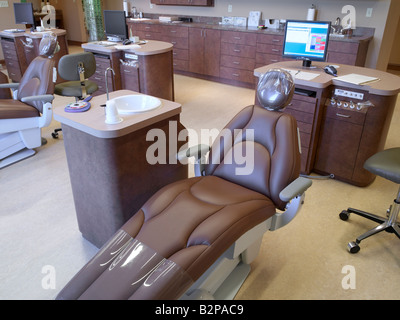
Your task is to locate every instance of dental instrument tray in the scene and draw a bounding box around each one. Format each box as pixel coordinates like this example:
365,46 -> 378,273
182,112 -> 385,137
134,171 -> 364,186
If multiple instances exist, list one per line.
64,96 -> 92,113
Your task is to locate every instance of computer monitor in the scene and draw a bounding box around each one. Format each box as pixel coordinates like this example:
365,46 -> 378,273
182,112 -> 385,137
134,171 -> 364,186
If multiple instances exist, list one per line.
283,20 -> 331,68
14,3 -> 35,26
104,10 -> 128,42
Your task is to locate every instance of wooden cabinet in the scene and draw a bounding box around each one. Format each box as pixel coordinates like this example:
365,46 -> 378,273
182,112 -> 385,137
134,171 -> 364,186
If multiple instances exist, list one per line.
219,30 -> 256,84
1,38 -> 23,82
256,34 -> 287,68
89,54 -> 113,95
327,40 -> 369,67
284,93 -> 319,174
189,27 -> 220,77
150,0 -> 214,6
160,25 -> 189,72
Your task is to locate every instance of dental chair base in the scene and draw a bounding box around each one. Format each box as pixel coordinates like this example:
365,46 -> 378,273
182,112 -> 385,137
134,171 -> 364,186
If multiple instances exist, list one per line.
0,101 -> 53,168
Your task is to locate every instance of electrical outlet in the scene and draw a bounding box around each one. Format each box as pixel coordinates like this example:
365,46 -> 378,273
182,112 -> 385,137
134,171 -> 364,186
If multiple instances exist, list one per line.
150,3 -> 154,9
228,4 -> 232,13
366,8 -> 373,17
0,1 -> 9,8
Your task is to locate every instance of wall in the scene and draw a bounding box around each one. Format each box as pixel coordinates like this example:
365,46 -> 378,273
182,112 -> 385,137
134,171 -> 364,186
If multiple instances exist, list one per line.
104,0 -> 393,70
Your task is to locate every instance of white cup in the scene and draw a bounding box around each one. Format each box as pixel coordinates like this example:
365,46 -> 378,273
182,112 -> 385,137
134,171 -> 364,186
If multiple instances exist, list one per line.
105,100 -> 123,124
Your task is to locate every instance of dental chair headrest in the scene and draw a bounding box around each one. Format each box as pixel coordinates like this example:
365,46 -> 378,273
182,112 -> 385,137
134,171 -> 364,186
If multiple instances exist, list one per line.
38,32 -> 60,59
257,68 -> 294,111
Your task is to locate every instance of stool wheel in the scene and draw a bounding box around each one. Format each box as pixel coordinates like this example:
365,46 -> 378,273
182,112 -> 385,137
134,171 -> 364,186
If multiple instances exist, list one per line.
347,241 -> 360,254
51,132 -> 59,139
339,210 -> 350,221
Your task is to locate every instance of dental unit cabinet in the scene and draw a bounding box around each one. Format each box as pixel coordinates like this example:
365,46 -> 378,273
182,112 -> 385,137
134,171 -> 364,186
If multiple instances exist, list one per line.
53,90 -> 187,247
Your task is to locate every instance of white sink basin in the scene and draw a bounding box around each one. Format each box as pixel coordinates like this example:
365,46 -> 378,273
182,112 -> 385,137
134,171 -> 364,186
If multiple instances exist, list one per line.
112,95 -> 162,114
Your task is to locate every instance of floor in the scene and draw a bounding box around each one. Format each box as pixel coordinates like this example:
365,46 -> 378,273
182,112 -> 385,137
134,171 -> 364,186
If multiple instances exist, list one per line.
0,57 -> 399,299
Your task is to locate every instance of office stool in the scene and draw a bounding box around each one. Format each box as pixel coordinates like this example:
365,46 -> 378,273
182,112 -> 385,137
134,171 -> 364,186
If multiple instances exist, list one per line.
340,147 -> 400,253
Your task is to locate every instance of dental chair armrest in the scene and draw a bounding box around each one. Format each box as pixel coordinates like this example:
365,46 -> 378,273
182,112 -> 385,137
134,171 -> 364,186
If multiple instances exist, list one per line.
279,177 -> 312,202
0,83 -> 19,89
177,144 -> 210,161
177,144 -> 210,177
270,177 -> 312,231
21,94 -> 54,103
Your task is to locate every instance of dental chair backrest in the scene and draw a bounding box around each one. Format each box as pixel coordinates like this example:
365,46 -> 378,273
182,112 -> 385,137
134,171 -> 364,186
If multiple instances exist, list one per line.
16,32 -> 59,113
204,69 -> 299,210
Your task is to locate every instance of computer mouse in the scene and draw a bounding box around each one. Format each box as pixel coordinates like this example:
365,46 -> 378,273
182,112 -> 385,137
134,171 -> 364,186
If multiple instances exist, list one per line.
122,39 -> 132,45
324,65 -> 338,77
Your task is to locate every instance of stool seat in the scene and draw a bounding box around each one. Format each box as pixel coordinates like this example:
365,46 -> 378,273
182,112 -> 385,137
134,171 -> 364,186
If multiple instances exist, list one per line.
364,148 -> 400,184
55,80 -> 98,98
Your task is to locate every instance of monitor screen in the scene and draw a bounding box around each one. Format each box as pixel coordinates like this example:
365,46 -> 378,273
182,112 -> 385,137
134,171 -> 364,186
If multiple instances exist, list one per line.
14,3 -> 35,26
104,10 -> 128,42
283,20 -> 331,68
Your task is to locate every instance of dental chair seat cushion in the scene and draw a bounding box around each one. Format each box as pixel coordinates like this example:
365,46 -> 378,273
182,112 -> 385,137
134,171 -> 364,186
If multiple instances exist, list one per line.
54,80 -> 98,97
121,175 -> 276,281
0,99 -> 40,119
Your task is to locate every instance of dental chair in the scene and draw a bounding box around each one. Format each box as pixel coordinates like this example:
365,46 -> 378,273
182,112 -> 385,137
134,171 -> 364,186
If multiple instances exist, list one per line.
51,52 -> 98,138
56,69 -> 312,300
340,148 -> 400,253
0,33 -> 59,169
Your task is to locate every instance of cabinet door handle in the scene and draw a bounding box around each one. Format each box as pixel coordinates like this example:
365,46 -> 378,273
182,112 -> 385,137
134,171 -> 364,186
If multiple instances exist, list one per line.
272,39 -> 280,42
232,73 -> 239,77
233,49 -> 241,52
234,36 -> 241,40
272,49 -> 279,52
170,30 -> 177,33
233,61 -> 240,64
336,113 -> 351,118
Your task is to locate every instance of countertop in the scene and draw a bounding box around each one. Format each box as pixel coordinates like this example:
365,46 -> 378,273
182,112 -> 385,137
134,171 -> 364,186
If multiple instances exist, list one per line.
0,28 -> 67,39
81,39 -> 173,56
53,90 -> 182,139
126,18 -> 374,43
254,61 -> 400,96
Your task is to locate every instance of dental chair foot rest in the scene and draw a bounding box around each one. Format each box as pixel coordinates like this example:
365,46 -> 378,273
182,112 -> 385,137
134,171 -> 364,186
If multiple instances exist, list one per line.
0,148 -> 35,168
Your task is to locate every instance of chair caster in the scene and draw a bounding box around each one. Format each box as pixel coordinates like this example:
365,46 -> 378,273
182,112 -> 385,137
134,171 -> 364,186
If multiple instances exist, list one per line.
339,210 -> 350,221
51,132 -> 58,139
347,241 -> 360,254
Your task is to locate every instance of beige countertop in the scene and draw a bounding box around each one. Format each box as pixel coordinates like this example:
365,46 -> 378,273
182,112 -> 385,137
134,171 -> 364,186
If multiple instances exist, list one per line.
254,61 -> 400,96
0,28 -> 67,39
53,90 -> 182,139
81,40 -> 173,56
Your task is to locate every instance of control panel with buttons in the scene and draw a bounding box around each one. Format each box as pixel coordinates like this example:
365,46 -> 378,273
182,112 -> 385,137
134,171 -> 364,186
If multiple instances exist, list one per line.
326,87 -> 373,113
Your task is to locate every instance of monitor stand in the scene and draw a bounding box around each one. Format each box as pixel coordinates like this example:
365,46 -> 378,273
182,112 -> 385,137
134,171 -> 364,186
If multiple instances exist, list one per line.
302,59 -> 312,68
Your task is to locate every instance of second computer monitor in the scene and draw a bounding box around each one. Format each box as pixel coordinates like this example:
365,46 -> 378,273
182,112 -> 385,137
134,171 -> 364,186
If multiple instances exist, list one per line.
104,10 -> 128,42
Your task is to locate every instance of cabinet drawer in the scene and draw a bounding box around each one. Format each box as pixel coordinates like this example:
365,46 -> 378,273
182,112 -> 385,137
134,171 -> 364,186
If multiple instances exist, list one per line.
255,52 -> 283,65
327,40 -> 358,53
220,66 -> 255,83
284,108 -> 314,124
220,54 -> 255,71
137,23 -> 162,33
173,48 -> 189,60
324,105 -> 366,125
161,35 -> 188,49
173,59 -> 189,72
7,65 -> 22,82
256,43 -> 282,54
257,34 -> 284,45
327,52 -> 357,66
221,42 -> 256,59
138,31 -> 162,41
161,25 -> 188,38
221,30 -> 257,46
288,95 -> 317,114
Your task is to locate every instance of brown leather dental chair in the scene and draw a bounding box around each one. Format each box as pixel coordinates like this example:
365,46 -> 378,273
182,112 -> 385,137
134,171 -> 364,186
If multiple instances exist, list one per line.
0,33 -> 59,168
56,69 -> 312,300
